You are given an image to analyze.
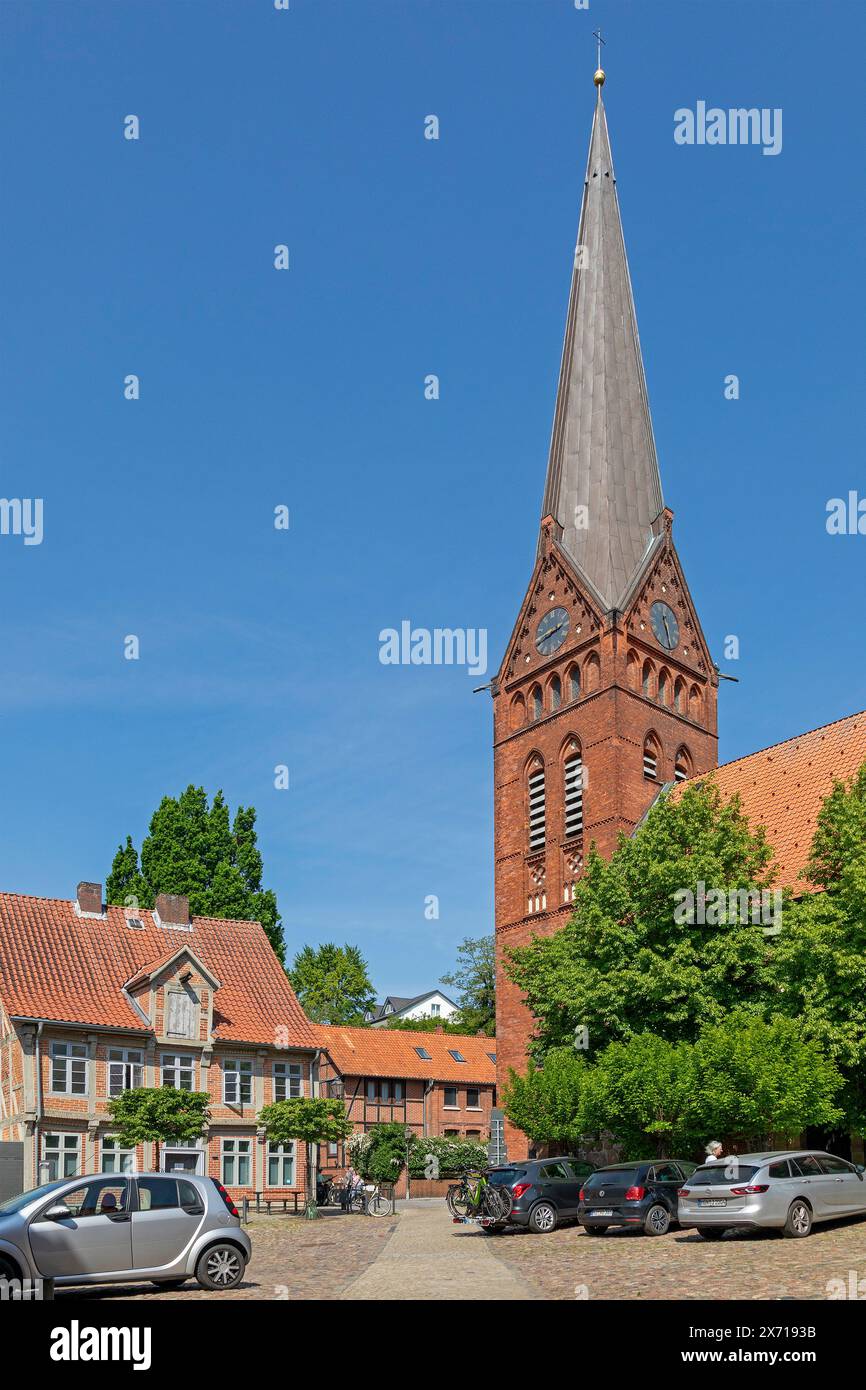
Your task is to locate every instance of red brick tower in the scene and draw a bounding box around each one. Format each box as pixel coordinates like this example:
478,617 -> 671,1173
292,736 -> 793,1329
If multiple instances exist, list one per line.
492,73 -> 718,1158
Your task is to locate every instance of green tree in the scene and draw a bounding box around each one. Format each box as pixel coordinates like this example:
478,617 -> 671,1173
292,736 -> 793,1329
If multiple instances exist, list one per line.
384,1015 -> 467,1035
259,1097 -> 353,1217
407,1134 -> 489,1179
106,1086 -> 210,1147
582,1034 -> 700,1159
501,1047 -> 589,1150
505,780 -> 777,1058
351,1122 -> 410,1184
440,936 -> 496,1036
106,785 -> 284,960
287,943 -> 375,1025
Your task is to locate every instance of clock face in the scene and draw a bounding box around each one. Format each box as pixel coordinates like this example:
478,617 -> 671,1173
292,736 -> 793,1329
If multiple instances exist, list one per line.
535,606 -> 570,656
650,600 -> 680,651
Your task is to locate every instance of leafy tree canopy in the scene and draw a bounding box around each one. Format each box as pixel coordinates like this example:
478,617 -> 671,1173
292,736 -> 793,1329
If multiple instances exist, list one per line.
106,785 -> 284,960
500,1047 -> 589,1150
505,780 -> 778,1058
384,1016 -> 468,1034
106,1087 -> 210,1147
440,936 -> 496,1037
258,1097 -> 353,1147
287,943 -> 376,1025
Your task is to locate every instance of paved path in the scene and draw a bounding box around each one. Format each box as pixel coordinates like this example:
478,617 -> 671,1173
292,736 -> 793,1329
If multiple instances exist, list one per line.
339,1200 -> 537,1301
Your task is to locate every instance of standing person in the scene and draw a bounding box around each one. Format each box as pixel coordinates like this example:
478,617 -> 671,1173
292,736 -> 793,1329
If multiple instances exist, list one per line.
341,1166 -> 358,1211
704,1140 -> 724,1163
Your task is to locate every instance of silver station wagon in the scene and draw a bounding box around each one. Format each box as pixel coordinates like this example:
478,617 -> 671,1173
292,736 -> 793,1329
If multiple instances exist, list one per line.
678,1150 -> 866,1239
0,1171 -> 251,1292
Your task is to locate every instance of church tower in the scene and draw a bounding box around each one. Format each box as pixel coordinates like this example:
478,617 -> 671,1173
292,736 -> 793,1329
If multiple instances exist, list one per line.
492,68 -> 718,1158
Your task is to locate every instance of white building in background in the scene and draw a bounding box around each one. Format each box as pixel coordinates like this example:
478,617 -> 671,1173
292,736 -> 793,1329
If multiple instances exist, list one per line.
366,990 -> 459,1029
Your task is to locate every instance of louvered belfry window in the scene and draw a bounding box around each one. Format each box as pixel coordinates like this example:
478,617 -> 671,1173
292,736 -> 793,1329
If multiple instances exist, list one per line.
528,765 -> 546,851
564,752 -> 584,838
644,740 -> 658,779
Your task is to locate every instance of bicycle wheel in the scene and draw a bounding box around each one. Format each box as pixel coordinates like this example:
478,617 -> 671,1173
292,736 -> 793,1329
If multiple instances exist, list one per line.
349,1192 -> 367,1214
446,1182 -> 472,1219
484,1185 -> 513,1223
369,1192 -> 394,1217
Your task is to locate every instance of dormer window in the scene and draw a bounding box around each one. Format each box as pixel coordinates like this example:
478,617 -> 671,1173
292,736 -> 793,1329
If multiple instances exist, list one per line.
166,989 -> 195,1039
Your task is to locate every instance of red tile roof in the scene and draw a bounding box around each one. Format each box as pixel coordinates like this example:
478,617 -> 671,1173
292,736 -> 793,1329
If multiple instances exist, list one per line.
0,894 -> 318,1048
677,710 -> 866,892
317,1024 -> 496,1084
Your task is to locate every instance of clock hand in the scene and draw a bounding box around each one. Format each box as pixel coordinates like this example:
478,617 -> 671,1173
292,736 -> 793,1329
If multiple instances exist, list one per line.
662,615 -> 673,645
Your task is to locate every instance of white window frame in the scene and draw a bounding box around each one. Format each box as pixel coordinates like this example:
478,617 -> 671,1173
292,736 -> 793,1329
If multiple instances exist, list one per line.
43,1132 -> 81,1179
266,1141 -> 295,1188
101,1135 -> 136,1173
223,1058 -> 253,1106
107,1047 -> 144,1097
49,1041 -> 88,1096
273,1061 -> 302,1101
161,1052 -> 196,1091
221,1137 -> 252,1187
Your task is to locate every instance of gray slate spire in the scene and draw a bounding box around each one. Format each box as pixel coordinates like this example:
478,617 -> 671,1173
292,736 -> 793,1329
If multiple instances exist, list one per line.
541,90 -> 665,611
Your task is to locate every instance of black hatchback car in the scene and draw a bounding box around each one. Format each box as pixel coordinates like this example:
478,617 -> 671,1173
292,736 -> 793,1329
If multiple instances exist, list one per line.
577,1160 -> 697,1236
488,1157 -> 595,1233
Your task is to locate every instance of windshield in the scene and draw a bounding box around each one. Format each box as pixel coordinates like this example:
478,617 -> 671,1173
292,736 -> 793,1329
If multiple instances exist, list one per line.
0,1178 -> 68,1216
688,1164 -> 759,1186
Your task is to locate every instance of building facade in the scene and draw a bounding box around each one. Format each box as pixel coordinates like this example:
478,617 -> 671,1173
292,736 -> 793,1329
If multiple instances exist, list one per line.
492,76 -> 718,1158
366,990 -> 459,1028
0,885 -> 320,1201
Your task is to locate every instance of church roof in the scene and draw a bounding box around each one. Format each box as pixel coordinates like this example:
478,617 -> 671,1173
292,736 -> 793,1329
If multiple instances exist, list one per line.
541,87 -> 664,611
677,710 -> 866,892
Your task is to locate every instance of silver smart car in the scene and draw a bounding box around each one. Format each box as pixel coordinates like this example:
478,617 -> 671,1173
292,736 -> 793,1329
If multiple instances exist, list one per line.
0,1171 -> 251,1292
678,1150 -> 866,1238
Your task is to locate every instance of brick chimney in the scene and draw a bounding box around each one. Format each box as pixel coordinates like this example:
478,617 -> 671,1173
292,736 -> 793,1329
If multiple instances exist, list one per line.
76,882 -> 103,915
434,1024 -> 444,1034
154,892 -> 190,926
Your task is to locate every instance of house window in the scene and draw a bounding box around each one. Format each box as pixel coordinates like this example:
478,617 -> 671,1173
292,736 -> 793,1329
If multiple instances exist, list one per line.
221,1138 -> 252,1187
223,1058 -> 253,1106
430,1002 -> 441,1016
266,1142 -> 295,1188
366,1079 -> 404,1102
101,1136 -> 135,1173
466,1088 -> 480,1109
107,1048 -> 143,1097
550,675 -> 561,710
414,1046 -> 432,1060
486,1052 -> 496,1064
564,749 -> 584,838
528,764 -> 545,851
643,736 -> 659,780
161,1053 -> 196,1091
50,1042 -> 88,1095
448,1050 -> 467,1063
674,746 -> 692,782
43,1133 -> 81,1180
166,990 -> 195,1039
273,1062 -> 302,1100
444,1087 -> 458,1107
466,1130 -> 481,1140
444,1129 -> 459,1137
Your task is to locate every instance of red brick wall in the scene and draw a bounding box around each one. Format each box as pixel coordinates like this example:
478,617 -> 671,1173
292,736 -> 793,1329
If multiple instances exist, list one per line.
494,524 -> 718,1157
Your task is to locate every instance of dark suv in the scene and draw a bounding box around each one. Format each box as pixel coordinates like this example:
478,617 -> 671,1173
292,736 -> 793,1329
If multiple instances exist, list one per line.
578,1159 -> 696,1236
488,1157 -> 595,1233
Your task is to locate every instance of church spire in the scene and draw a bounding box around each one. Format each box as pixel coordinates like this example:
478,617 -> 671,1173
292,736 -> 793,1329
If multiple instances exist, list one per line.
541,67 -> 664,612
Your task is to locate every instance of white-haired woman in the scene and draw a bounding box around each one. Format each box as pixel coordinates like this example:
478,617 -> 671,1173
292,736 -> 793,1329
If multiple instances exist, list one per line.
704,1140 -> 724,1163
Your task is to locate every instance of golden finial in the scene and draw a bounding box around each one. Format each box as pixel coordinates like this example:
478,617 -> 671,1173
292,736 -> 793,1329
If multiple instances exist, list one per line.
592,29 -> 606,88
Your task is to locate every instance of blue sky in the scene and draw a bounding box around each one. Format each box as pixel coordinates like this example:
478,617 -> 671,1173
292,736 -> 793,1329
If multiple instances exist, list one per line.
1,0 -> 864,997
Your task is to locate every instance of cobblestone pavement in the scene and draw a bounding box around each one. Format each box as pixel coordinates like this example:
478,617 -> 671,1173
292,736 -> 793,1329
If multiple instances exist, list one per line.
54,1203 -> 866,1301
486,1214 -> 866,1301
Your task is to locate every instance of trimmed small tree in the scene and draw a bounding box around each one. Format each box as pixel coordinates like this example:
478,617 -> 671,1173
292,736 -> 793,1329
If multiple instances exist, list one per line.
258,1097 -> 353,1218
501,1047 -> 590,1151
106,1086 -> 210,1158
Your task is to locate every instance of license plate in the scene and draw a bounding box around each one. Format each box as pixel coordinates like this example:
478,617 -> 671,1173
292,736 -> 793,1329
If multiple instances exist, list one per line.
698,1199 -> 727,1207
590,1209 -> 613,1217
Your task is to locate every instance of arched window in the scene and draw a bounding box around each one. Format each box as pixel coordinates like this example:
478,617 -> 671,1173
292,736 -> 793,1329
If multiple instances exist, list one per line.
643,733 -> 661,781
642,660 -> 654,698
627,649 -> 640,690
510,693 -> 526,730
689,685 -> 702,720
528,760 -> 546,852
674,677 -> 686,713
550,674 -> 561,711
568,665 -> 580,702
563,742 -> 584,840
583,652 -> 600,693
530,685 -> 543,721
674,746 -> 692,782
658,668 -> 670,706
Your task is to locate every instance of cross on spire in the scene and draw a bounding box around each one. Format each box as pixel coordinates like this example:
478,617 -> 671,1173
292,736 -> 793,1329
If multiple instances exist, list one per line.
592,28 -> 605,70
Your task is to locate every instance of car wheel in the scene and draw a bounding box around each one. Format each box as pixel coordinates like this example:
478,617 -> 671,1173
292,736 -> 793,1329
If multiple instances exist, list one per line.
195,1242 -> 246,1291
695,1227 -> 726,1240
0,1254 -> 21,1282
644,1204 -> 671,1236
582,1225 -> 606,1236
528,1201 -> 558,1234
152,1279 -> 189,1290
783,1200 -> 812,1239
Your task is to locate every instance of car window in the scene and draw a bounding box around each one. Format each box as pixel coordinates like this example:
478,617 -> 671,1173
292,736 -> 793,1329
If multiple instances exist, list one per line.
488,1168 -> 525,1185
584,1169 -> 640,1189
566,1161 -> 593,1179
678,1161 -> 696,1177
818,1155 -> 855,1175
56,1179 -> 128,1219
539,1162 -> 570,1181
688,1164 -> 759,1186
768,1160 -> 791,1179
0,1179 -> 67,1216
137,1177 -> 179,1211
652,1163 -> 681,1183
791,1155 -> 823,1177
178,1180 -> 202,1207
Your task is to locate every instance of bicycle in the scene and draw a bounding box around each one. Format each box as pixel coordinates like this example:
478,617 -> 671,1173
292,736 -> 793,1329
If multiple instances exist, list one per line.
446,1168 -> 513,1225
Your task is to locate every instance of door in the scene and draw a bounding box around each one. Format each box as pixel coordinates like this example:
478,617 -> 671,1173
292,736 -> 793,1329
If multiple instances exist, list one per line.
537,1161 -> 578,1216
817,1155 -> 864,1214
791,1154 -> 833,1218
648,1162 -> 684,1212
132,1176 -> 205,1272
28,1177 -> 132,1278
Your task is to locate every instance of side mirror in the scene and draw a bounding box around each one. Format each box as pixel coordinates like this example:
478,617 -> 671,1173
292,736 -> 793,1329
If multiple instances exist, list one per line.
44,1203 -> 72,1221
856,1165 -> 865,1180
